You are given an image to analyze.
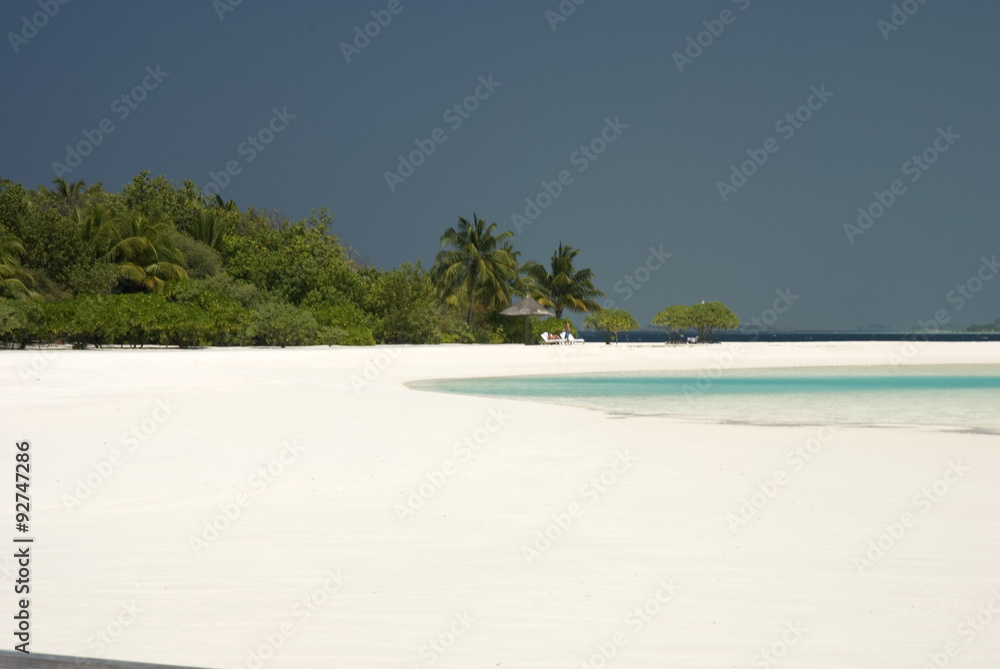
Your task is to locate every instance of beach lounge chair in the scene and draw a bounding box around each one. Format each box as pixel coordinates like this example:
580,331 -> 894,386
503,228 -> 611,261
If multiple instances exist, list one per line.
539,332 -> 566,344
565,333 -> 585,344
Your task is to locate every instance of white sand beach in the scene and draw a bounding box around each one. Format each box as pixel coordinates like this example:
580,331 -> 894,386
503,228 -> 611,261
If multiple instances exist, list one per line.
4,342 -> 1000,668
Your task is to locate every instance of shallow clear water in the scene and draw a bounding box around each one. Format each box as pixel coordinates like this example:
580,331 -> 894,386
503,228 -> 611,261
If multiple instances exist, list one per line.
409,365 -> 1000,429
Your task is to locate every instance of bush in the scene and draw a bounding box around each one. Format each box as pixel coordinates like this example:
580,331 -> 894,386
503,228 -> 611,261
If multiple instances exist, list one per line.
167,277 -> 254,345
44,294 -> 211,348
0,299 -> 45,347
439,322 -> 476,344
65,261 -> 117,296
246,301 -> 318,347
307,301 -> 376,346
366,262 -> 440,344
173,234 -> 222,278
219,217 -> 364,306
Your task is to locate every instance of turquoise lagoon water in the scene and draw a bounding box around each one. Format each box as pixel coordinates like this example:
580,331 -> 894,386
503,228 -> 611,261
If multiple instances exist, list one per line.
409,366 -> 1000,429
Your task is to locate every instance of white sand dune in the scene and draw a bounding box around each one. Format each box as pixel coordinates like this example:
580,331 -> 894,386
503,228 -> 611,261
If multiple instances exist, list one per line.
3,342 -> 1000,669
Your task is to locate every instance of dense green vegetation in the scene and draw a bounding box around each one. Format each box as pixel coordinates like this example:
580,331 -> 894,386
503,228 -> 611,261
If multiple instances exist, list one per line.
0,174 -> 627,348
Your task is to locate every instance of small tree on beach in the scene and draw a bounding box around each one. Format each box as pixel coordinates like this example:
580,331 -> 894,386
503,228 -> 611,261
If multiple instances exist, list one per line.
689,301 -> 739,343
584,308 -> 639,343
651,304 -> 693,343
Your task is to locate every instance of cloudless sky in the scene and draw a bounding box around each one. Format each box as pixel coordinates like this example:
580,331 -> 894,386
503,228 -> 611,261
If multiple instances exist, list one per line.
2,0 -> 998,329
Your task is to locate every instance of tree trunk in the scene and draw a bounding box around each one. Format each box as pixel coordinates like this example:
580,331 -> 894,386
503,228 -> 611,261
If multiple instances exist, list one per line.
466,275 -> 475,326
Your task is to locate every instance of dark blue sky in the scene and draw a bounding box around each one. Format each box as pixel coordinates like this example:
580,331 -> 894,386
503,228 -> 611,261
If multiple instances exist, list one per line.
2,0 -> 997,329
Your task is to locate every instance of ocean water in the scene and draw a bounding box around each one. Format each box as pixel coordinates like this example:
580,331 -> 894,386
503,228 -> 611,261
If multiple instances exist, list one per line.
582,330 -> 1000,343
409,365 -> 1000,430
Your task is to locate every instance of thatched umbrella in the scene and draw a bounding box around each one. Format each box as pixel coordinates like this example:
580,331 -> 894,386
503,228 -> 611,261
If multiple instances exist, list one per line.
501,297 -> 556,345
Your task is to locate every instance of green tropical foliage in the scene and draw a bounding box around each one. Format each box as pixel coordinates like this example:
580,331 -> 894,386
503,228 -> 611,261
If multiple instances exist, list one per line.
583,308 -> 639,343
105,212 -> 189,293
432,213 -> 521,326
41,178 -> 87,214
246,301 -> 318,347
365,261 -> 440,344
524,243 -> 604,318
0,173 -> 608,348
651,304 -> 693,343
689,301 -> 740,342
0,235 -> 39,300
0,299 -> 44,345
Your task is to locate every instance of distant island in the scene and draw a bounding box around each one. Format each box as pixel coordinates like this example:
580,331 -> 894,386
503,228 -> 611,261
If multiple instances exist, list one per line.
968,318 -> 1000,333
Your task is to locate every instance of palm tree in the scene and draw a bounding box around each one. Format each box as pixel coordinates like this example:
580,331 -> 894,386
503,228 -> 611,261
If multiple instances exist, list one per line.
212,193 -> 238,212
0,235 -> 39,300
44,178 -> 86,214
188,209 -> 230,249
433,213 -> 521,326
105,212 -> 188,293
72,206 -> 117,257
524,242 -> 605,318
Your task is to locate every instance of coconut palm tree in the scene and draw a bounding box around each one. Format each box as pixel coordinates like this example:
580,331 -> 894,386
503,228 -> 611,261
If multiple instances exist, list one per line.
433,213 -> 521,326
211,193 -> 238,212
71,206 -> 118,257
524,242 -> 604,318
188,208 -> 230,249
105,212 -> 188,293
43,178 -> 86,214
0,235 -> 39,300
